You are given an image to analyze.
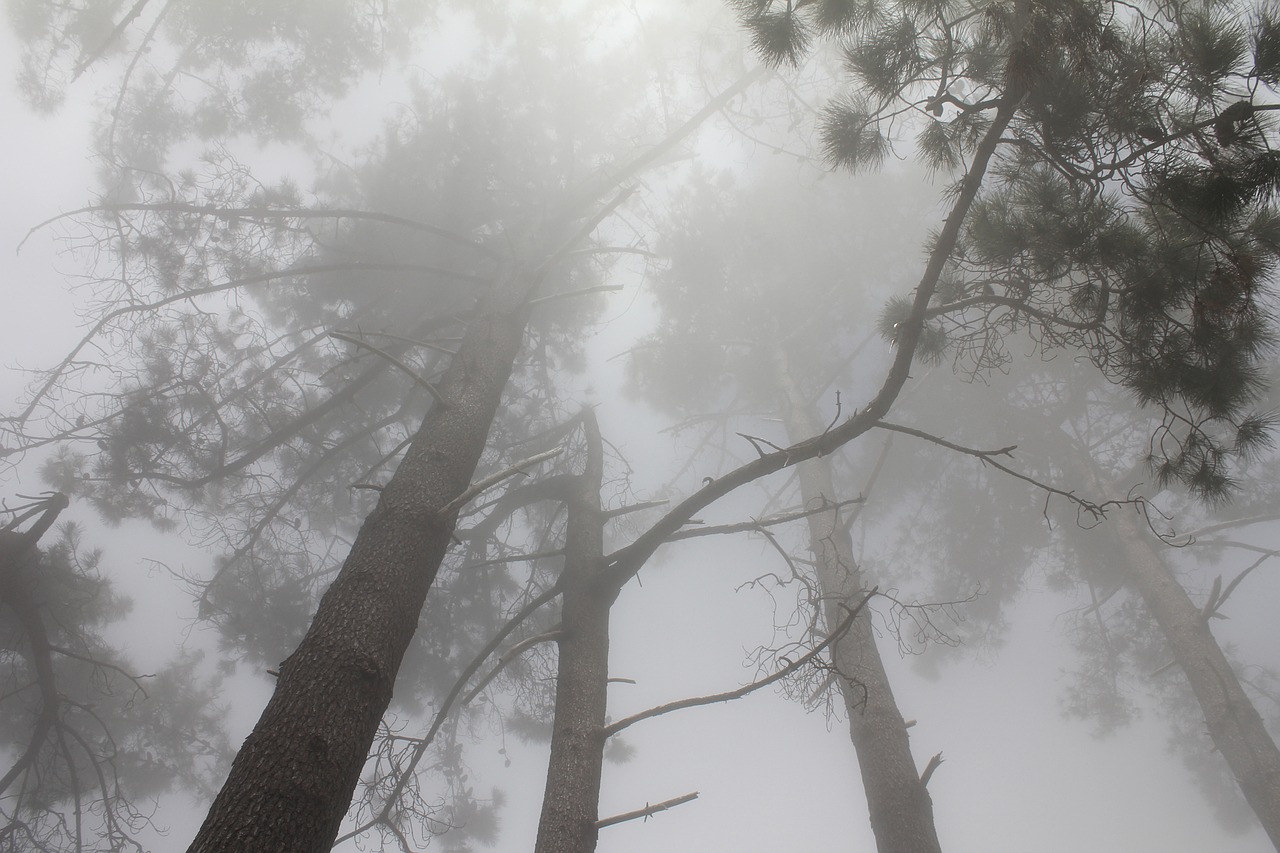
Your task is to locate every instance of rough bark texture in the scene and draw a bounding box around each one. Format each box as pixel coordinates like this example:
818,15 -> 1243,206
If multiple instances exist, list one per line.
186,282 -> 532,853
779,377 -> 943,853
533,412 -> 616,853
1112,510 -> 1280,850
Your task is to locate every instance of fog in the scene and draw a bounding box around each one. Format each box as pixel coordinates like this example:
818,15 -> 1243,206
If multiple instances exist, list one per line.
1,3 -> 1277,853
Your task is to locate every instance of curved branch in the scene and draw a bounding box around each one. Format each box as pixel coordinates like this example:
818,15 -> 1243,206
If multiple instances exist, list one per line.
601,588 -> 874,738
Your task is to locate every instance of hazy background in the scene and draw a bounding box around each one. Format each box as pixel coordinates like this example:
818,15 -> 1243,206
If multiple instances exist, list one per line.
1,4 -> 1277,852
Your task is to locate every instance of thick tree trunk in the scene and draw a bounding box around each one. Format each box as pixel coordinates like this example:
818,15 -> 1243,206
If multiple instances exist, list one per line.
186,280 -> 533,853
183,74 -> 772,853
777,356 -> 943,853
532,412 -> 615,853
1111,510 -> 1280,850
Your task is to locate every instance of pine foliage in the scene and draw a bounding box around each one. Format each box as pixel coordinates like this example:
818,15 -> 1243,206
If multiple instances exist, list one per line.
737,0 -> 1280,501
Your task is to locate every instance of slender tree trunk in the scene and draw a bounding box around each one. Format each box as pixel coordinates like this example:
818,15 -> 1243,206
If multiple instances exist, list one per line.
533,412 -> 617,853
182,74 -> 769,853
1110,509 -> 1280,850
776,351 -> 943,853
186,277 -> 534,853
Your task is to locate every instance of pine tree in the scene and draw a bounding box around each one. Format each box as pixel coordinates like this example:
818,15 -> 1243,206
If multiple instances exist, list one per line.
734,0 -> 1280,845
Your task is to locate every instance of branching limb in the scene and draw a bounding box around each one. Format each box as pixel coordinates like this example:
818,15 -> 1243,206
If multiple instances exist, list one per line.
602,589 -> 874,738
605,97 -> 1020,585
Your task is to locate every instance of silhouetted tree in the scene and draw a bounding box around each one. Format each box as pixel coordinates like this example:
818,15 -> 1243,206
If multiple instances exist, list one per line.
0,493 -> 229,853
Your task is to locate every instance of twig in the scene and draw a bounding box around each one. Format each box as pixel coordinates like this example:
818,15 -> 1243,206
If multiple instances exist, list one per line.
603,499 -> 669,519
664,497 -> 864,543
528,285 -> 624,306
330,329 -> 458,356
1205,548 -> 1278,619
920,752 -> 944,787
22,204 -> 496,257
738,432 -> 786,458
536,188 -> 638,280
460,629 -> 563,705
328,331 -> 447,408
874,420 -> 1123,521
333,585 -> 563,847
465,548 -> 565,568
602,589 -> 874,737
442,448 -> 564,515
596,792 -> 699,829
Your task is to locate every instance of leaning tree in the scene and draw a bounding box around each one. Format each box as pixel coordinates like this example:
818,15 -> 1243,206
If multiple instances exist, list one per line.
730,0 -> 1280,846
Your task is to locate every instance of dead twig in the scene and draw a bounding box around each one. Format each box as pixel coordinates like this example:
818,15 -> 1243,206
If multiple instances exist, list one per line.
596,792 -> 699,829
602,588 -> 875,737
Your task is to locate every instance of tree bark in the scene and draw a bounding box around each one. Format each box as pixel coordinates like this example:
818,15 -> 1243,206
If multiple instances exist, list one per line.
1110,509 -> 1280,850
776,349 -> 943,853
533,411 -> 617,853
186,277 -> 533,853
182,73 -> 772,853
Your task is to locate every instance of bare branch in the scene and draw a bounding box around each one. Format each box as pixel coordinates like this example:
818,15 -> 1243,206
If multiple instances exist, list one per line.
602,589 -> 874,738
328,331 -> 446,408
596,792 -> 699,829
527,285 -> 624,306
920,752 -> 944,787
460,629 -> 563,706
873,420 -> 1131,521
21,204 -> 496,257
602,499 -> 669,519
664,496 -> 864,543
442,447 -> 564,515
333,584 -> 563,848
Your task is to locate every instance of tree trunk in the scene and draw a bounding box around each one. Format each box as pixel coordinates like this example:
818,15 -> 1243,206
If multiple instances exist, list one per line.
186,279 -> 533,853
777,352 -> 943,853
183,73 -> 772,852
533,412 -> 616,853
1111,509 -> 1280,850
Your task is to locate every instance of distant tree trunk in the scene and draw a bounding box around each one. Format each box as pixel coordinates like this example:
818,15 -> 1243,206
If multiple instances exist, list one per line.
533,411 -> 617,853
776,351 -> 943,853
1110,509 -> 1280,850
186,278 -> 534,853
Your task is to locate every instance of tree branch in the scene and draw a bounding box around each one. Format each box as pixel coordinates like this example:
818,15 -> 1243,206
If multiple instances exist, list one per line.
596,792 -> 699,829
663,496 -> 864,543
601,589 -> 874,738
442,447 -> 565,515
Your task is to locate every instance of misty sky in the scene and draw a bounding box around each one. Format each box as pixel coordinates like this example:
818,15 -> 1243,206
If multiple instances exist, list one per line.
1,6 -> 1277,853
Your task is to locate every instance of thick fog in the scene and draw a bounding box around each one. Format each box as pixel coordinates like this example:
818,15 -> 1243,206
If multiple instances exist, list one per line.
1,3 -> 1278,853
